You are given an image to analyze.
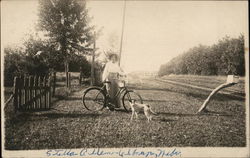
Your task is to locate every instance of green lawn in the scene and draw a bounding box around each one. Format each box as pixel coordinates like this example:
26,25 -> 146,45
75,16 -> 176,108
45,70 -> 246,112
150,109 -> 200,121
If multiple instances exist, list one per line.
4,75 -> 246,149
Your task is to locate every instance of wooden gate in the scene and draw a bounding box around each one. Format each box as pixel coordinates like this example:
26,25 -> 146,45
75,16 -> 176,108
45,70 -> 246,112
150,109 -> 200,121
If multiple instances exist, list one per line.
13,75 -> 52,112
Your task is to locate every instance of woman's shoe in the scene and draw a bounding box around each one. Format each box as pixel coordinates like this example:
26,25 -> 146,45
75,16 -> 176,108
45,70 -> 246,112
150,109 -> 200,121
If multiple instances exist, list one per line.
107,103 -> 115,111
114,107 -> 123,111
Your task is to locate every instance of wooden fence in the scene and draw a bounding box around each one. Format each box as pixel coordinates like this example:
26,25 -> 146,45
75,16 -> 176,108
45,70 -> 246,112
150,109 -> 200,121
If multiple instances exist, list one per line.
13,75 -> 52,112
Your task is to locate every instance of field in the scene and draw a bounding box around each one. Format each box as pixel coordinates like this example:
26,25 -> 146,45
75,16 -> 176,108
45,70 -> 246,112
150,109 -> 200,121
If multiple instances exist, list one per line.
4,74 -> 246,149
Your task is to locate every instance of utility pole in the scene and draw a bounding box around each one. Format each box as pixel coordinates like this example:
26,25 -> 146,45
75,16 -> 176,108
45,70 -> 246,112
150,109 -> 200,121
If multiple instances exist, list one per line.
91,32 -> 96,86
118,0 -> 126,66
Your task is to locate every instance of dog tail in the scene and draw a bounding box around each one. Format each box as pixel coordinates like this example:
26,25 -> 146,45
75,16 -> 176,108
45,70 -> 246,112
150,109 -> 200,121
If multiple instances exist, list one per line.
149,106 -> 157,115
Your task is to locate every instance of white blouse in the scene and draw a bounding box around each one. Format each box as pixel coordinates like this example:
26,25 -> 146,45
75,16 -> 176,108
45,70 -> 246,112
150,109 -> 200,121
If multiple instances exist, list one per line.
102,61 -> 124,81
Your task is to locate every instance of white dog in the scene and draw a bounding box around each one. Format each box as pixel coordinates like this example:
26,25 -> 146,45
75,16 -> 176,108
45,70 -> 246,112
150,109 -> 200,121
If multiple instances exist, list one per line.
128,100 -> 157,122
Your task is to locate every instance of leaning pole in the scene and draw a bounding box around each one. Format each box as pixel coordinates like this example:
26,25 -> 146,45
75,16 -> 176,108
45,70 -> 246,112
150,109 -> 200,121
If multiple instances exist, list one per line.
118,0 -> 127,66
197,75 -> 239,113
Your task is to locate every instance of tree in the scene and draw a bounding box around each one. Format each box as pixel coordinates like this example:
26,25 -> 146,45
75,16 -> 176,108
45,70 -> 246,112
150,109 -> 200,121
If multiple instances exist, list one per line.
4,46 -> 26,86
158,35 -> 245,76
23,34 -> 64,73
38,0 -> 95,74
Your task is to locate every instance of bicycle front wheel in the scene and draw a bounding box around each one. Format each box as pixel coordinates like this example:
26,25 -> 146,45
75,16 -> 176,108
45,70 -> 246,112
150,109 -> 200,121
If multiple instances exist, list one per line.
82,87 -> 106,111
122,90 -> 143,112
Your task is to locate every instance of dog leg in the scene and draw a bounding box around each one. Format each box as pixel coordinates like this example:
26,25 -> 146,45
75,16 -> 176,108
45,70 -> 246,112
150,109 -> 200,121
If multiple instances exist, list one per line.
135,112 -> 138,119
131,111 -> 134,121
147,116 -> 150,122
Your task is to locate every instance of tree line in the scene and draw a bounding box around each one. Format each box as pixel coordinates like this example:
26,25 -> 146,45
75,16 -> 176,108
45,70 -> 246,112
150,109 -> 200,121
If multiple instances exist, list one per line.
158,35 -> 245,76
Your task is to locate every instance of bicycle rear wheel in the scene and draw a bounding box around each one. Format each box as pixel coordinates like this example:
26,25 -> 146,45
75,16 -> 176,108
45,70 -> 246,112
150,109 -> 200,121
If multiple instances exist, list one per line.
122,90 -> 143,112
82,87 -> 106,111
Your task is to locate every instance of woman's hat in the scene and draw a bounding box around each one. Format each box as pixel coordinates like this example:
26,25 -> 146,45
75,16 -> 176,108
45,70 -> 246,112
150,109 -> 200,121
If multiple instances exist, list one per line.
105,51 -> 119,60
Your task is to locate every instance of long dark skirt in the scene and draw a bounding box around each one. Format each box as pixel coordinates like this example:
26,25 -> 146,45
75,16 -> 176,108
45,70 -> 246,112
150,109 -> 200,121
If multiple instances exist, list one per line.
107,73 -> 121,108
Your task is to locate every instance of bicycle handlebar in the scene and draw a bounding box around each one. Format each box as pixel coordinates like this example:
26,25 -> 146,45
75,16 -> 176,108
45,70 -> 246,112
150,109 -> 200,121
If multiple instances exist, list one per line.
103,74 -> 127,84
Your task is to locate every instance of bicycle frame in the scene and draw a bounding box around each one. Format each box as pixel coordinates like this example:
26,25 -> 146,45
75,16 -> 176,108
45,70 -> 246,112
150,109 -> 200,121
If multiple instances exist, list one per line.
101,83 -> 128,100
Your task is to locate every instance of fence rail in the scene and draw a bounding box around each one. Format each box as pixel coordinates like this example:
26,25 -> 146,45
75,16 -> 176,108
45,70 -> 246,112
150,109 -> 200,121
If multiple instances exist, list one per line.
13,75 -> 52,112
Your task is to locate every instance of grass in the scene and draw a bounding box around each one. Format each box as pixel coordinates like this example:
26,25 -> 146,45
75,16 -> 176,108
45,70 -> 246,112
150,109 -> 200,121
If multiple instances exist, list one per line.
4,74 -> 246,149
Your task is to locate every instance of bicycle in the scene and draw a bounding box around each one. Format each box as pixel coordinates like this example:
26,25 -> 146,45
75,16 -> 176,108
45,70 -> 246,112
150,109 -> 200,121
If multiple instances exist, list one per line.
82,78 -> 143,112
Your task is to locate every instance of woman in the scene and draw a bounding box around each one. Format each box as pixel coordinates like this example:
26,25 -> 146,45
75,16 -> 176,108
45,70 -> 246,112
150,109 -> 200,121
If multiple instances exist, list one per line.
102,53 -> 125,109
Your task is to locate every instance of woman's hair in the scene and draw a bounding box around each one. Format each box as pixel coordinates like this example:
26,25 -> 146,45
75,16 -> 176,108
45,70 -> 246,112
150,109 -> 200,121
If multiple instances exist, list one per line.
108,53 -> 119,61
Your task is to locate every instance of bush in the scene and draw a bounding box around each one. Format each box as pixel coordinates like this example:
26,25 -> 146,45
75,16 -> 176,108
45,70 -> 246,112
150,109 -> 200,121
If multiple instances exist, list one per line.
4,47 -> 27,86
69,54 -> 91,76
4,36 -> 92,86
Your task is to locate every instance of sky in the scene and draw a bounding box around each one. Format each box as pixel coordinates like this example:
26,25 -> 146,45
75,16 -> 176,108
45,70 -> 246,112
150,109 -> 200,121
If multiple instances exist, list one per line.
1,0 -> 248,73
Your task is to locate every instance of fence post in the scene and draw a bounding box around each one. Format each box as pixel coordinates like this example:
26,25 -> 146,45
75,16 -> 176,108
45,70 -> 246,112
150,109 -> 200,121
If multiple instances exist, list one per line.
29,76 -> 34,110
48,76 -> 52,108
66,72 -> 69,87
27,76 -> 30,110
34,76 -> 38,110
13,77 -> 18,112
24,75 -> 27,110
27,76 -> 30,109
52,72 -> 56,97
38,77 -> 42,109
43,76 -> 47,109
18,76 -> 23,111
79,66 -> 82,85
68,72 -> 71,88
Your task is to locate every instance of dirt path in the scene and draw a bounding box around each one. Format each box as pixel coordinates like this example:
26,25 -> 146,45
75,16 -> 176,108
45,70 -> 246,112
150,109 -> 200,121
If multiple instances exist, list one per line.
154,78 -> 245,99
51,89 -> 85,113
